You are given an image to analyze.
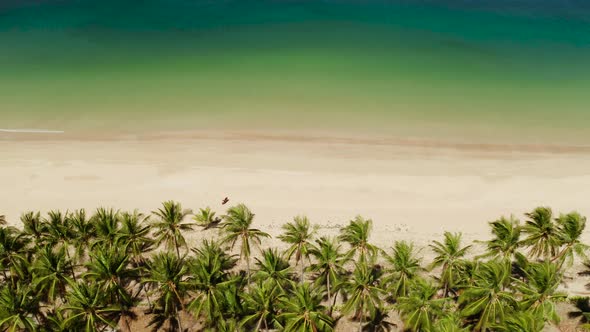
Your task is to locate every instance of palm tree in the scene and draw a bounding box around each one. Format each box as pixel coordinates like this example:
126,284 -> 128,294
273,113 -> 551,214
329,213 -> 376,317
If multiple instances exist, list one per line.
0,215 -> 5,225
309,236 -> 348,311
491,310 -> 545,332
431,313 -> 470,332
339,216 -> 378,262
44,210 -> 73,250
480,216 -> 521,262
192,207 -> 222,230
382,241 -> 424,300
216,278 -> 246,329
278,283 -> 334,332
7,202 -> 590,331
278,215 -> 316,283
63,280 -> 120,332
142,252 -> 190,332
0,226 -> 31,285
20,211 -> 46,244
241,280 -> 284,331
342,259 -> 385,332
396,279 -> 446,332
216,318 -> 240,332
429,232 -> 471,297
458,260 -> 517,332
254,248 -> 295,292
91,208 -> 121,250
516,260 -> 566,324
117,210 -> 154,265
7,258 -> 33,293
42,210 -> 79,283
0,283 -> 40,332
114,212 -> 154,329
553,211 -> 589,267
220,204 -> 270,283
83,246 -> 137,306
67,209 -> 96,261
191,240 -> 238,274
520,207 -> 561,260
187,240 -> 238,327
32,246 -> 73,306
455,259 -> 480,289
151,201 -> 194,258
83,247 -> 139,331
44,308 -> 83,332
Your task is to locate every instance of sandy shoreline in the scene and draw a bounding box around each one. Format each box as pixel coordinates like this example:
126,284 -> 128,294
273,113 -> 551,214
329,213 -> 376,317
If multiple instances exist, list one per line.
4,129 -> 590,153
3,130 -> 590,241
3,130 -> 590,304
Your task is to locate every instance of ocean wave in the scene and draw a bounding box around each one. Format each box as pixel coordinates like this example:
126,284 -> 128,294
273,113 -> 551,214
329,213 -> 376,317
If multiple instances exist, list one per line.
0,129 -> 64,134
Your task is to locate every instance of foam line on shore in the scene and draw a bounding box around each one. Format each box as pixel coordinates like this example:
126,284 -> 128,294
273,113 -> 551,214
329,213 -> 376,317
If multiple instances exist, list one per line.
0,129 -> 64,134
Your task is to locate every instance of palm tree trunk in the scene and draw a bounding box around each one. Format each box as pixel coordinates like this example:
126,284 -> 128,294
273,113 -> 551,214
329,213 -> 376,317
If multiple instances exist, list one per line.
255,315 -> 263,332
441,283 -> 449,311
64,244 -> 77,282
174,237 -> 180,258
552,244 -> 571,266
139,283 -> 153,308
177,308 -> 183,332
331,289 -> 339,314
327,275 -> 332,312
359,302 -> 364,332
556,254 -> 567,270
59,291 -> 67,309
300,260 -> 305,284
246,256 -> 251,285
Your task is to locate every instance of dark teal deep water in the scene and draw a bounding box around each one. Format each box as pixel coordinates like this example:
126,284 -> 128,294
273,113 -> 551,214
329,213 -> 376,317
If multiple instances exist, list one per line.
1,1 -> 590,142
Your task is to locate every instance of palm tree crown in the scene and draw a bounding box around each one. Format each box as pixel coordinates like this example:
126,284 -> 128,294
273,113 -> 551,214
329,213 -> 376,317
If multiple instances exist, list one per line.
429,232 -> 471,297
192,207 -> 222,230
142,252 -> 190,332
383,241 -> 425,300
279,283 -> 334,332
480,216 -> 521,262
339,216 -> 378,262
396,279 -> 446,332
553,211 -> 589,267
151,201 -> 194,258
459,261 -> 517,332
520,207 -> 561,260
309,236 -> 348,311
278,215 -> 316,283
220,204 -> 270,283
187,240 -> 238,327
342,259 -> 385,332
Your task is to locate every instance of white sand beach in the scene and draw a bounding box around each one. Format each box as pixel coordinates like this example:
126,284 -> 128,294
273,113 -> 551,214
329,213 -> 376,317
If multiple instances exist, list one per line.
3,130 -> 590,246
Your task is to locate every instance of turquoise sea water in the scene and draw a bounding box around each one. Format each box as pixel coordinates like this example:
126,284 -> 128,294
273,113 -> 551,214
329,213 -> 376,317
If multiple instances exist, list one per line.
1,1 -> 590,143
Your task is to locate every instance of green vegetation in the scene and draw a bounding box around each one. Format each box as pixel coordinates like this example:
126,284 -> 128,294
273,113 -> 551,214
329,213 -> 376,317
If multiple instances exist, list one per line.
0,203 -> 589,331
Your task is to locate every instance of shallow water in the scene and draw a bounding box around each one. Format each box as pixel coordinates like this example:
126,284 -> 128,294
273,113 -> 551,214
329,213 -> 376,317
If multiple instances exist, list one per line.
1,0 -> 589,143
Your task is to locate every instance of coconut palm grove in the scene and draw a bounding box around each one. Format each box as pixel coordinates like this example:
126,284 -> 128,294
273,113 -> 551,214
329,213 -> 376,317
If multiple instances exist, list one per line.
1,202 -> 590,331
